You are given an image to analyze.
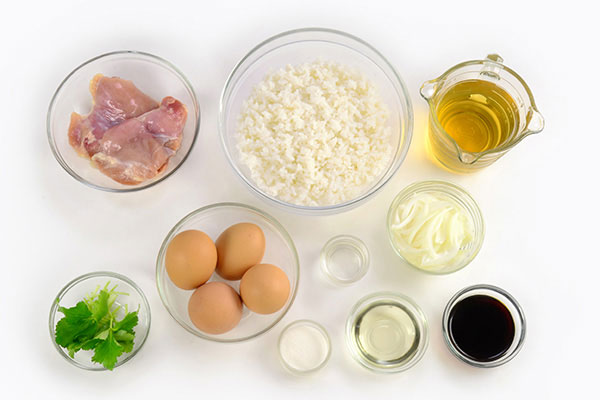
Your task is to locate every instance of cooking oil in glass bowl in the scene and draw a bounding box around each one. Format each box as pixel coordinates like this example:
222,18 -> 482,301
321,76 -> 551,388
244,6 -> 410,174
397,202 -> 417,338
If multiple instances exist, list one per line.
346,292 -> 428,373
355,302 -> 418,362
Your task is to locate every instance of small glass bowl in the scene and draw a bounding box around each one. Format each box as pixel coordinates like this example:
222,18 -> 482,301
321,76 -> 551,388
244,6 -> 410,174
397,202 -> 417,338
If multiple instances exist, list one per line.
278,320 -> 331,375
386,180 -> 485,275
219,27 -> 413,215
47,50 -> 200,192
442,284 -> 526,368
320,235 -> 370,285
49,271 -> 151,371
345,292 -> 428,374
156,202 -> 299,343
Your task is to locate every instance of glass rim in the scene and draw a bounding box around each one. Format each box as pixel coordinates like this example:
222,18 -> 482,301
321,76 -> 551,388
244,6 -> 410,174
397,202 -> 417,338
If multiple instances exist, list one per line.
441,284 -> 527,368
345,291 -> 429,373
48,270 -> 152,371
218,27 -> 414,213
278,319 -> 332,375
46,49 -> 201,193
386,180 -> 485,275
155,202 -> 300,343
320,234 -> 370,285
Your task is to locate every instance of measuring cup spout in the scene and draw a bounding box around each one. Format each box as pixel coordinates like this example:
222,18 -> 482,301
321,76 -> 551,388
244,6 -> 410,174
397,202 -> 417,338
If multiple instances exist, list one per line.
526,109 -> 545,134
420,80 -> 438,101
458,150 -> 478,165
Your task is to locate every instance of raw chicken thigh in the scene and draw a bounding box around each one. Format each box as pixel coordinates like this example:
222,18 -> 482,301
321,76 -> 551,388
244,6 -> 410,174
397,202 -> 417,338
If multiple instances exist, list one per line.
92,97 -> 187,185
68,74 -> 159,157
138,96 -> 186,151
67,74 -> 187,185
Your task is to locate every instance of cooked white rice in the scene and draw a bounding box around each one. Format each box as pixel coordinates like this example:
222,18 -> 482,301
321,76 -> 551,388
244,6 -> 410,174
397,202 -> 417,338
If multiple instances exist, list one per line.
236,60 -> 392,206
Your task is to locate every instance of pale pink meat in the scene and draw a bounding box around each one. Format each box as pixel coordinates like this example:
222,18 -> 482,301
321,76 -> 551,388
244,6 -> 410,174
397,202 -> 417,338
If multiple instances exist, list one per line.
68,74 -> 159,157
138,96 -> 187,151
90,97 -> 187,185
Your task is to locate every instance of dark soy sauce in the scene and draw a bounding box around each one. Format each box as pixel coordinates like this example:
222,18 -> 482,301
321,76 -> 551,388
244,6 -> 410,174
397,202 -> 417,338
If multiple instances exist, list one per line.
448,295 -> 515,362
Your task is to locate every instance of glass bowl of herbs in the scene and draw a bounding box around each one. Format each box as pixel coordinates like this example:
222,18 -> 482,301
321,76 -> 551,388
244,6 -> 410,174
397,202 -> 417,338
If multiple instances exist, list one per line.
49,271 -> 151,371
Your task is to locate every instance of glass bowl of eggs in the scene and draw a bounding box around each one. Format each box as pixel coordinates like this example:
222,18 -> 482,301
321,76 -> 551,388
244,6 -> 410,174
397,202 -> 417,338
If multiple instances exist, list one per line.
156,202 -> 300,342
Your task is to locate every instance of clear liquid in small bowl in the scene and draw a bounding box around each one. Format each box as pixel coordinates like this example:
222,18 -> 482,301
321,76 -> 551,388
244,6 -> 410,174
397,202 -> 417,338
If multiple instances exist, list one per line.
353,302 -> 421,365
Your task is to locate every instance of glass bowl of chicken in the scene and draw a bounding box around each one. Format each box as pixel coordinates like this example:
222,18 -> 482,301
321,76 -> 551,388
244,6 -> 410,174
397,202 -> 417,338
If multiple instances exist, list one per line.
47,51 -> 200,192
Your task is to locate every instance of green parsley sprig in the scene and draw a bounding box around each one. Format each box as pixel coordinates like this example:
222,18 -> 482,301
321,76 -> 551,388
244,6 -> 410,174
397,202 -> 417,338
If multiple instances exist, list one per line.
54,282 -> 139,370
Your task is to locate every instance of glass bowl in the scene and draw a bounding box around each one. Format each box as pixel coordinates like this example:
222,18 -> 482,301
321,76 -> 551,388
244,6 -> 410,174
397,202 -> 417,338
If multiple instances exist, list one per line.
47,50 -> 200,192
345,292 -> 428,373
320,235 -> 370,285
278,320 -> 331,375
219,28 -> 413,215
442,284 -> 526,368
156,202 -> 300,342
49,271 -> 151,371
386,180 -> 485,275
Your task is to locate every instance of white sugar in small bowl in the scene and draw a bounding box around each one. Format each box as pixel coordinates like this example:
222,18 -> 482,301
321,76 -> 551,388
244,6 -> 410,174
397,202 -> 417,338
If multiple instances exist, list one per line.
278,320 -> 331,375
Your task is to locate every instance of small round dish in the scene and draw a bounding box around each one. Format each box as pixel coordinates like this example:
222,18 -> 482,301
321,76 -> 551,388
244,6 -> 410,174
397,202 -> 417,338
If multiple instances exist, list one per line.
320,235 -> 370,285
442,284 -> 526,368
156,202 -> 299,343
278,320 -> 331,375
47,50 -> 200,192
387,180 -> 484,274
346,292 -> 428,374
49,271 -> 151,371
219,27 -> 413,215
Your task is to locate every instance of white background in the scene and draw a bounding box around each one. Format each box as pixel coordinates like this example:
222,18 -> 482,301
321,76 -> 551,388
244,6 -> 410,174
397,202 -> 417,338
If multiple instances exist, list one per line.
1,0 -> 597,398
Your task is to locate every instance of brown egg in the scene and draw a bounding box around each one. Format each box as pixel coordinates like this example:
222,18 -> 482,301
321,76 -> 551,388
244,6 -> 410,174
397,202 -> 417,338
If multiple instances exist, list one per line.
188,282 -> 243,334
240,264 -> 290,314
165,230 -> 217,290
216,223 -> 265,280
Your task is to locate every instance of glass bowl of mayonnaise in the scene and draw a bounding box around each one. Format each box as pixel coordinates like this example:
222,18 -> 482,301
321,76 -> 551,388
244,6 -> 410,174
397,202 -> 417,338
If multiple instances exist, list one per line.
386,180 -> 485,275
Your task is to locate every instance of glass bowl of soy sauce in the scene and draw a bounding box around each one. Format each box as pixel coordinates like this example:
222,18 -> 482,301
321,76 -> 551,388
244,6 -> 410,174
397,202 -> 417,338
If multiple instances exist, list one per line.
442,284 -> 526,368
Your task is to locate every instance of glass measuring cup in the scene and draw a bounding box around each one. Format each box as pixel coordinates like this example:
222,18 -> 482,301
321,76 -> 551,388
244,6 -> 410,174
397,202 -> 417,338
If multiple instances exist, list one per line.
420,54 -> 544,173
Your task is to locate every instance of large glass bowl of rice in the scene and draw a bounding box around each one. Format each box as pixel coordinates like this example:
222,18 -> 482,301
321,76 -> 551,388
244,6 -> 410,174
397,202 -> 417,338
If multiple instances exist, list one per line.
219,28 -> 413,215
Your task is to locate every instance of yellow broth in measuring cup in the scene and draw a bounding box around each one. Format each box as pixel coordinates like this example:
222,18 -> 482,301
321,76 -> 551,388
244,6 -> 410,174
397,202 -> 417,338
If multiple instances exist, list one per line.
420,54 -> 544,173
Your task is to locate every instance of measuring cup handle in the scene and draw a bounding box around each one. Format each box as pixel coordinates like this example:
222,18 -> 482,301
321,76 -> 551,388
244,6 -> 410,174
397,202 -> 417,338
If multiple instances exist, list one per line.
485,54 -> 504,63
481,54 -> 504,79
